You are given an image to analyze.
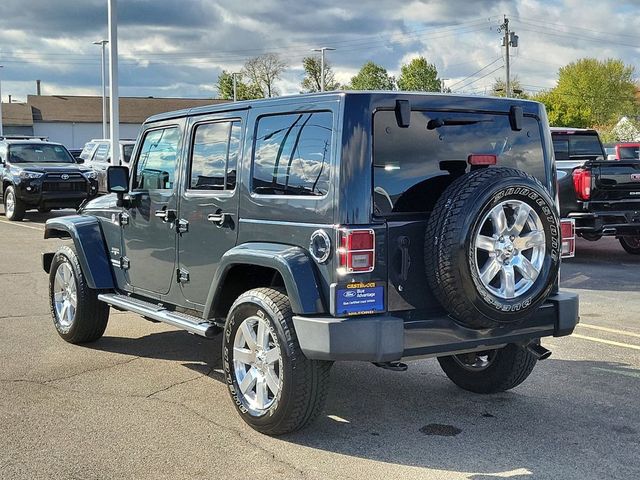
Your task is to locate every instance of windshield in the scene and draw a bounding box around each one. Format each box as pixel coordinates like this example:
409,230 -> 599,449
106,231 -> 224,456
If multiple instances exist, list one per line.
9,144 -> 76,164
552,134 -> 604,160
122,144 -> 134,164
373,110 -> 545,215
618,146 -> 640,160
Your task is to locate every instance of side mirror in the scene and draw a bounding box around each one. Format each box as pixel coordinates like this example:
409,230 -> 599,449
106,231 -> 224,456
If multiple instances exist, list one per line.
107,166 -> 130,207
76,157 -> 85,164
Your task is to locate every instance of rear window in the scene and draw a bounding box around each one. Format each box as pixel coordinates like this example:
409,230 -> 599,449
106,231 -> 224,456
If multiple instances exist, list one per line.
618,146 -> 640,160
552,134 -> 604,161
373,110 -> 545,215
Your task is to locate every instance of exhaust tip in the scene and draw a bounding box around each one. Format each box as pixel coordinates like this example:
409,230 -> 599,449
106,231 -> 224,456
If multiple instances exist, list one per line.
526,342 -> 552,360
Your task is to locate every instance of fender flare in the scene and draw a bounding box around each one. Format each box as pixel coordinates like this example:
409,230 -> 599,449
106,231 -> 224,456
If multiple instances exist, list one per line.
203,242 -> 325,318
43,215 -> 115,289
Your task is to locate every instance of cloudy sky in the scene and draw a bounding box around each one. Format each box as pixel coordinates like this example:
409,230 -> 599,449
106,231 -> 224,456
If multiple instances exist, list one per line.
1,0 -> 639,102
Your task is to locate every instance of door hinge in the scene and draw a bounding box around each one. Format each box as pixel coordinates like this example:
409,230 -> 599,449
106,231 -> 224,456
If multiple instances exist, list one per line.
111,256 -> 130,270
119,212 -> 130,226
177,267 -> 190,283
176,219 -> 189,234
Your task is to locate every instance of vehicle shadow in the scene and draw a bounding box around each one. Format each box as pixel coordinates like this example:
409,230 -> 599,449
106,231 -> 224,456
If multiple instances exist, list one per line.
561,236 -> 640,291
88,331 -> 640,479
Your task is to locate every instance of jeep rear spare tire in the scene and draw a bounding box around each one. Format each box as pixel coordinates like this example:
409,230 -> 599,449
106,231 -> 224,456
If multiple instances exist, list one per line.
425,167 -> 560,329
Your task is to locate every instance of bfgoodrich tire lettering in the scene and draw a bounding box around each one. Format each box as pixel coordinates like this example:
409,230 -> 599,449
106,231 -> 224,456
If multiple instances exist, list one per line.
223,288 -> 332,435
425,167 -> 561,329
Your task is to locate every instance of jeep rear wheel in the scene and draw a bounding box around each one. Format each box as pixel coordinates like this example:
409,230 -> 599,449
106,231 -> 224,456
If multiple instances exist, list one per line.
438,343 -> 538,393
619,236 -> 640,254
223,288 -> 332,435
425,167 -> 561,329
4,186 -> 26,221
49,245 -> 110,343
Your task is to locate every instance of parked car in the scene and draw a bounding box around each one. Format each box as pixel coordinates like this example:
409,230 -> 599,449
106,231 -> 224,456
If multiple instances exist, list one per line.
0,136 -> 98,221
553,128 -> 640,253
42,93 -> 578,435
80,139 -> 136,193
615,142 -> 640,161
603,143 -> 617,160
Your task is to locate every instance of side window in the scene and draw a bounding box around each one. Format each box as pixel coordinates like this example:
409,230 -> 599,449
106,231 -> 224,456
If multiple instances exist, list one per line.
189,120 -> 241,191
92,143 -> 110,162
80,142 -> 96,161
252,111 -> 332,196
133,127 -> 180,190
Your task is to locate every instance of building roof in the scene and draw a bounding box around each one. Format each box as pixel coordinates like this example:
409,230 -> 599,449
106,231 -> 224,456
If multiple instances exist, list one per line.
2,95 -> 228,126
1,102 -> 34,126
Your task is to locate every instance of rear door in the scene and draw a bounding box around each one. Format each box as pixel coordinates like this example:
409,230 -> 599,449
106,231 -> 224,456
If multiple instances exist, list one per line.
177,112 -> 245,307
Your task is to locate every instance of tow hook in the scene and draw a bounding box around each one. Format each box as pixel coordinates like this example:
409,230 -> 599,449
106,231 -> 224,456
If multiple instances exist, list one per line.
525,342 -> 552,360
372,361 -> 408,371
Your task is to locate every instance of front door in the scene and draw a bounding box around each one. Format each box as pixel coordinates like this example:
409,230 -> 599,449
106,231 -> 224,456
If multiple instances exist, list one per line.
177,114 -> 244,307
122,122 -> 183,296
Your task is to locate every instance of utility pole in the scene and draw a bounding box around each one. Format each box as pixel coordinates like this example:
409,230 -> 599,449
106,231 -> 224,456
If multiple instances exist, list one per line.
499,15 -> 518,98
0,65 -> 4,136
93,40 -> 109,139
312,47 -> 336,92
440,78 -> 449,93
232,72 -> 240,102
108,0 -> 120,165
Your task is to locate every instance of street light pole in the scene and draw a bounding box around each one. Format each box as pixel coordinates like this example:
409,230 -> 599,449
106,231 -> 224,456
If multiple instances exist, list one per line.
108,0 -> 120,165
232,72 -> 240,102
312,47 -> 336,92
0,65 -> 4,136
93,40 -> 109,139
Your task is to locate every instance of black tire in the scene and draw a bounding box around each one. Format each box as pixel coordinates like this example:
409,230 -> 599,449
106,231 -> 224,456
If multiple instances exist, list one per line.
3,185 -> 26,221
223,287 -> 332,435
619,236 -> 640,254
425,167 -> 561,329
438,343 -> 538,394
581,232 -> 602,242
48,245 -> 109,343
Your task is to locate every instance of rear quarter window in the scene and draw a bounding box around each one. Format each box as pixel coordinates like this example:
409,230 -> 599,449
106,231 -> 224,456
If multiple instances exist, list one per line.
373,110 -> 545,215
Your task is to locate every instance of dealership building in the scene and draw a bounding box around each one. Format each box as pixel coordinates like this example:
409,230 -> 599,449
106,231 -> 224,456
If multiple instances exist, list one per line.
1,95 -> 225,149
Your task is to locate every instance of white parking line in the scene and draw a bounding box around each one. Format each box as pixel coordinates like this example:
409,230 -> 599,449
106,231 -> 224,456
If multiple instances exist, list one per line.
572,333 -> 640,351
0,219 -> 44,232
578,323 -> 640,340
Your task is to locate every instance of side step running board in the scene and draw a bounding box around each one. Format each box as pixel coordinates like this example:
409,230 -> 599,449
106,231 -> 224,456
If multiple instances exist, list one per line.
98,293 -> 219,338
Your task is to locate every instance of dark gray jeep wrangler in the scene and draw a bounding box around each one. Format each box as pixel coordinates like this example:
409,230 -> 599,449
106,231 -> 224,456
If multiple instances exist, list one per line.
42,92 -> 579,435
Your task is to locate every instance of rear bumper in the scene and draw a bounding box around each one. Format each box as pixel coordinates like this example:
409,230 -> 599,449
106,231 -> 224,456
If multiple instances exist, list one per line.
292,291 -> 579,362
568,210 -> 640,236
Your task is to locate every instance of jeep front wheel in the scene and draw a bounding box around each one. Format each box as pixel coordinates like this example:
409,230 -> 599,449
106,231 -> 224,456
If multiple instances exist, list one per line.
438,343 -> 537,393
425,167 -> 561,329
49,245 -> 110,343
4,186 -> 26,221
223,288 -> 332,435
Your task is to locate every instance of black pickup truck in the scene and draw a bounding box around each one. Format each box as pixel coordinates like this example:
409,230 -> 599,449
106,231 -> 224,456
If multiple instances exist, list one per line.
553,127 -> 640,254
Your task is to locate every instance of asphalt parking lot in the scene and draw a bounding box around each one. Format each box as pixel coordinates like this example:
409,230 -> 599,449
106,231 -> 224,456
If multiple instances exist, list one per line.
1,210 -> 639,480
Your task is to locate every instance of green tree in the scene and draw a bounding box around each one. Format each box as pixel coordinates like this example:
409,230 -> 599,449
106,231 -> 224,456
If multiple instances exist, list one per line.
397,57 -> 441,92
301,56 -> 339,93
534,58 -> 638,127
243,53 -> 288,98
215,70 -> 262,101
490,76 -> 528,99
348,61 -> 395,90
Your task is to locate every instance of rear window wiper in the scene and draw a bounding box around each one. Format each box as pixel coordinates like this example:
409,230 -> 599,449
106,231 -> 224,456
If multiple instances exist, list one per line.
427,118 -> 494,130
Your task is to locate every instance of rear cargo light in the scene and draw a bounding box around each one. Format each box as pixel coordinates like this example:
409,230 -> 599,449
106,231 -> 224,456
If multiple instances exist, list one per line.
572,168 -> 591,200
560,219 -> 576,258
337,229 -> 375,274
468,154 -> 497,166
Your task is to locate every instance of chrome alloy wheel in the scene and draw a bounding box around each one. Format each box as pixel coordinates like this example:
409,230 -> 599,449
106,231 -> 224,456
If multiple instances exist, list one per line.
474,200 -> 546,300
53,262 -> 77,328
5,190 -> 15,218
452,350 -> 497,371
233,315 -> 282,416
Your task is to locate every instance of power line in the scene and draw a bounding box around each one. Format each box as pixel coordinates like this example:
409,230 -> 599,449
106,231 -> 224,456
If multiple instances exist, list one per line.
447,57 -> 502,90
452,64 -> 504,92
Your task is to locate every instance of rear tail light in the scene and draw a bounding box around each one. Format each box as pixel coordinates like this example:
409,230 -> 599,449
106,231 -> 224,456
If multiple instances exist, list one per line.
338,229 -> 375,274
572,168 -> 591,201
468,154 -> 497,166
560,219 -> 575,258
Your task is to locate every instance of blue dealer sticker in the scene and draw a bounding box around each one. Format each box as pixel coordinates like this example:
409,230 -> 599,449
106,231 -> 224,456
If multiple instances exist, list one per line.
336,282 -> 385,316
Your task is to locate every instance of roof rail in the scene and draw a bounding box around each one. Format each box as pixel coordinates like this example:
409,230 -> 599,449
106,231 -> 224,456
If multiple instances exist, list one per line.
0,135 -> 49,141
